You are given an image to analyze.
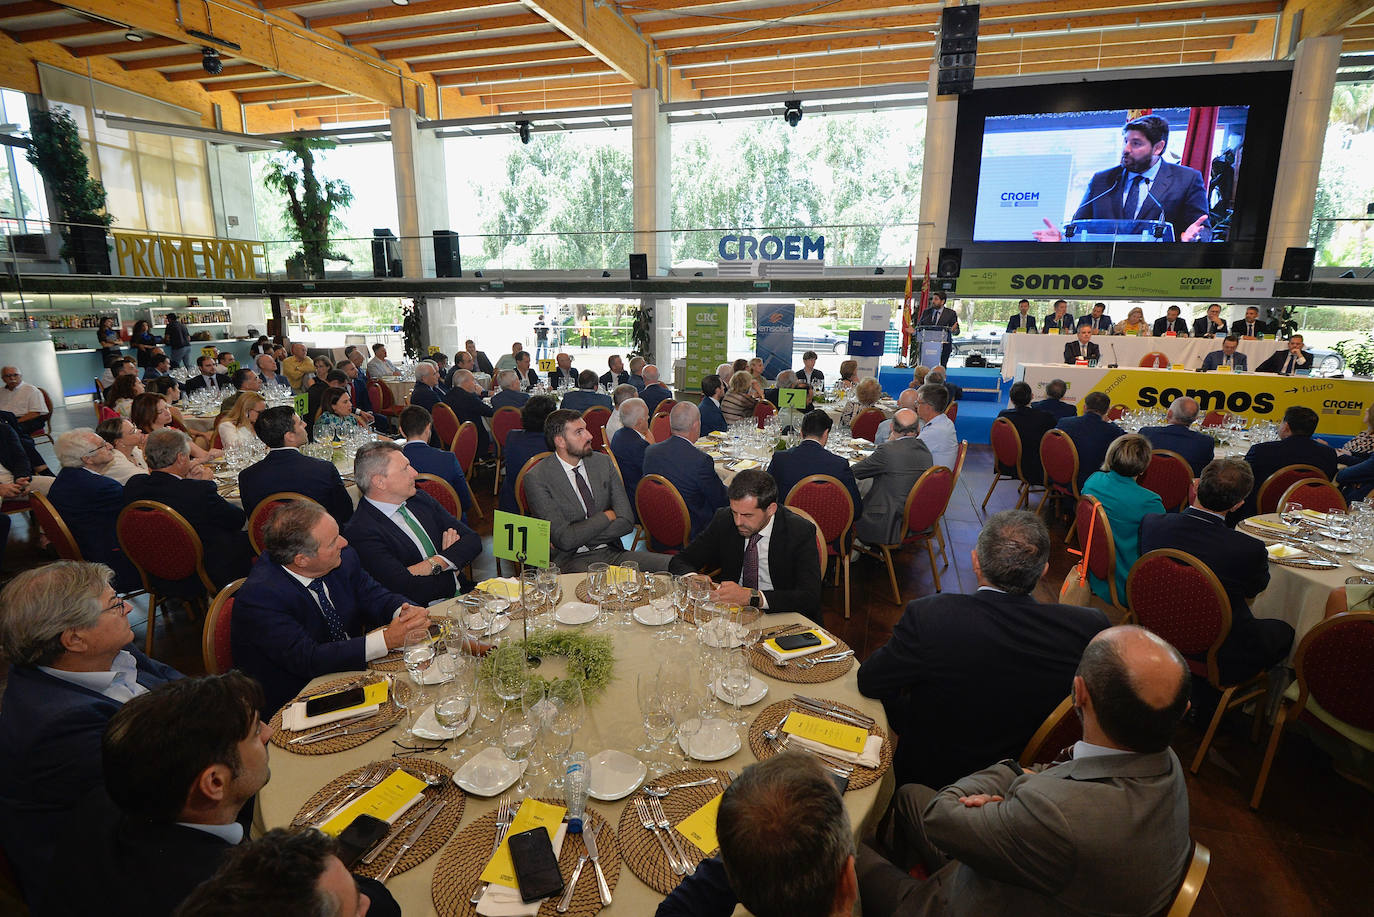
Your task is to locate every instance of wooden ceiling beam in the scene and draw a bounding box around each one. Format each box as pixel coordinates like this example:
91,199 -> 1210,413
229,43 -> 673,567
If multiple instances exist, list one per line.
204,75 -> 308,93
667,30 -> 932,67
344,13 -> 546,46
640,0 -> 929,36
479,82 -> 632,102
120,52 -> 207,71
688,62 -> 921,92
404,46 -> 593,72
279,102 -> 385,117
309,0 -> 507,30
0,1 -> 66,19
378,31 -> 569,61
1293,0 -> 1374,41
236,86 -> 349,104
476,74 -> 632,96
66,36 -> 182,56
434,58 -> 609,85
523,0 -> 649,85
164,63 -> 263,82
6,22 -> 120,42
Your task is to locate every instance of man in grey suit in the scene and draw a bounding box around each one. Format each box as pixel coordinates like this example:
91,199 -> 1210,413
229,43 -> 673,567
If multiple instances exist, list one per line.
851,409 -> 933,547
857,625 -> 1193,917
523,409 -> 670,573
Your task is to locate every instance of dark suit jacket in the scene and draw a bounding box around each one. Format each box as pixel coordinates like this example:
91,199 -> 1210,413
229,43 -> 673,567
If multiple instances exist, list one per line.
852,435 -> 934,545
0,651 -> 180,899
1030,398 -> 1076,422
1231,318 -> 1273,338
1152,316 -> 1190,336
669,506 -> 823,623
1040,313 -> 1075,334
349,376 -> 376,415
1062,340 -> 1100,364
611,427 -> 651,521
767,439 -> 863,516
342,492 -> 481,606
1200,349 -> 1248,372
1193,317 -> 1228,338
1139,424 -> 1216,476
640,382 -> 673,415
1255,348 -> 1315,375
122,471 -> 252,588
523,452 -> 635,566
1055,413 -> 1126,486
408,381 -> 446,415
442,386 -> 494,456
257,370 -> 290,387
629,373 -> 646,392
48,467 -> 136,582
182,373 -> 227,395
642,434 -> 729,540
1076,314 -> 1111,332
402,440 -> 473,523
796,367 -> 825,388
995,406 -> 1056,484
1240,434 -> 1338,515
491,387 -> 530,411
561,389 -> 613,413
917,306 -> 958,341
1140,508 -> 1267,622
548,366 -> 579,388
0,420 -> 31,478
231,548 -> 407,714
499,430 -> 548,515
471,350 -> 495,375
857,589 -> 1107,789
1005,313 -> 1037,333
1072,159 -> 1210,242
698,396 -> 728,436
600,369 -> 632,388
238,448 -> 354,526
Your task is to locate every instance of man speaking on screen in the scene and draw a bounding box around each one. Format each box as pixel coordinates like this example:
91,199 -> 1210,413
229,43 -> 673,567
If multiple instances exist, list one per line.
1033,114 -> 1211,243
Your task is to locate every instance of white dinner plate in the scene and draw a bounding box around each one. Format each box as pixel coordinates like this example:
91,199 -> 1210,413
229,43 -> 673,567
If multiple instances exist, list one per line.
411,702 -> 475,740
554,601 -> 599,625
587,749 -> 647,801
633,603 -> 675,626
454,745 -> 527,796
678,718 -> 740,761
712,677 -> 767,706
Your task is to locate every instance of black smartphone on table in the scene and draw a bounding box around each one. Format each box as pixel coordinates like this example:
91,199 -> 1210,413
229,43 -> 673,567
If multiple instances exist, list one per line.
336,814 -> 391,868
775,632 -> 823,651
507,826 -> 564,903
304,685 -> 366,718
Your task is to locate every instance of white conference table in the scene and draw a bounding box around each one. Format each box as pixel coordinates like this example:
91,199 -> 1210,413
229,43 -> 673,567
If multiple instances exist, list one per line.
1001,333 -> 1286,380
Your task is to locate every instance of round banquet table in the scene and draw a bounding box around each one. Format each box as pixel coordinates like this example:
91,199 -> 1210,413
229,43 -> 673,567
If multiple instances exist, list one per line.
214,454 -> 362,510
255,573 -> 892,915
1243,513 -> 1354,657
697,434 -> 876,491
381,378 -> 417,405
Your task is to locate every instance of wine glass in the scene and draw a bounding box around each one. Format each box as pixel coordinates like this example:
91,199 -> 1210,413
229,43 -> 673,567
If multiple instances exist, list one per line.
538,563 -> 561,610
1281,500 -> 1304,529
686,575 -> 710,627
520,682 -> 552,781
435,664 -> 475,764
637,673 -> 675,778
668,575 -> 691,643
491,643 -> 530,709
616,561 -> 640,628
718,646 -> 752,730
586,562 -> 611,630
544,679 -> 585,790
472,675 -> 502,741
402,629 -> 436,707
648,574 -> 677,641
498,706 -> 539,798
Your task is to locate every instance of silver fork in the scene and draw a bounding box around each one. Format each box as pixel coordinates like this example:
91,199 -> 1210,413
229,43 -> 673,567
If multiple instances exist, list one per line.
634,796 -> 685,875
470,794 -> 515,905
311,762 -> 395,827
648,795 -> 696,876
294,761 -> 386,827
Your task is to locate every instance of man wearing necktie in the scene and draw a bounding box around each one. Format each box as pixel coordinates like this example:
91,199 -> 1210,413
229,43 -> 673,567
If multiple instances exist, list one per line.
1255,334 -> 1314,375
1201,336 -> 1248,372
1042,299 -> 1075,334
1230,305 -> 1270,340
918,291 -> 960,366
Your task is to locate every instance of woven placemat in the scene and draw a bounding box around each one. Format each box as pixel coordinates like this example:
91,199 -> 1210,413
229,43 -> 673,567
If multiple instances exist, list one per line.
679,603 -> 761,628
748,633 -> 854,684
747,698 -> 891,791
292,758 -> 464,880
269,675 -> 407,755
431,798 -> 620,917
575,576 -> 669,612
614,768 -> 731,895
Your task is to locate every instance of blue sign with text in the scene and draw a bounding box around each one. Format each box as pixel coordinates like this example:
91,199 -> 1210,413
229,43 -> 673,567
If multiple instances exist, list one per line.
847,330 -> 885,358
718,234 -> 825,261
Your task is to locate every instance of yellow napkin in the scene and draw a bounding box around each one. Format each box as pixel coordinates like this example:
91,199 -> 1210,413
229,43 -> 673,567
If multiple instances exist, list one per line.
677,793 -> 723,855
1299,509 -> 1329,521
1266,543 -> 1307,560
479,798 -> 567,888
782,710 -> 869,754
477,578 -> 522,599
730,459 -> 760,470
319,769 -> 427,836
282,681 -> 388,731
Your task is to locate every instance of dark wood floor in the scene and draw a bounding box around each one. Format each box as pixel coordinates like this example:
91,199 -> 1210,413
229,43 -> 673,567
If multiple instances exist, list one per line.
2,412 -> 1371,915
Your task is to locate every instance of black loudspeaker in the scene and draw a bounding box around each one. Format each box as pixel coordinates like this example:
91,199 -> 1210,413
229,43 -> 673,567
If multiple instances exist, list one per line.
937,4 -> 979,95
1280,246 -> 1315,283
433,230 -> 461,278
629,253 -> 648,280
371,229 -> 401,278
936,248 -> 963,278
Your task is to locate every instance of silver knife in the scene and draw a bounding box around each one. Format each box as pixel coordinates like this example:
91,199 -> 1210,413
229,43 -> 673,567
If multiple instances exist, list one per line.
293,721 -> 390,746
791,697 -> 872,727
556,854 -> 588,913
287,713 -> 379,744
377,800 -> 446,883
583,824 -> 613,906
361,797 -> 440,865
793,695 -> 875,725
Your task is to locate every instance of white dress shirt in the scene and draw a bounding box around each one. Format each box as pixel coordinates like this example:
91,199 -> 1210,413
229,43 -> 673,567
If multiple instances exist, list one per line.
176,821 -> 244,845
282,567 -> 394,661
38,649 -> 148,702
0,382 -> 45,416
751,515 -> 775,604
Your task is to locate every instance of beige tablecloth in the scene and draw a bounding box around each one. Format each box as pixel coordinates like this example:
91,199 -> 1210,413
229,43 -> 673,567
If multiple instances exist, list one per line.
216,456 -> 361,510
255,574 -> 892,915
381,379 -> 416,406
1246,514 -> 1351,654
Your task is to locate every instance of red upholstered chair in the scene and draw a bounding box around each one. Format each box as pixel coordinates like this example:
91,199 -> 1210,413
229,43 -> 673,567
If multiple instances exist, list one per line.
785,506 -> 828,580
97,404 -> 120,422
635,473 -> 692,554
784,474 -> 856,619
514,452 -> 551,515
753,400 -> 775,428
1140,351 -> 1171,368
984,417 -> 1038,511
1278,478 -> 1347,515
849,408 -> 886,443
649,412 -> 671,444
430,402 -> 460,452
1256,463 -> 1328,516
1075,497 -> 1127,619
450,422 -> 484,519
1019,696 -> 1082,768
1037,429 -> 1083,541
1250,610 -> 1374,808
248,492 -> 319,555
116,500 -> 218,656
415,473 -> 461,517
29,491 -> 83,560
490,406 -> 524,495
1106,403 -> 1127,421
652,398 -> 676,417
202,577 -> 245,675
1126,548 -> 1270,775
369,380 -> 404,418
31,387 -> 54,445
582,406 -> 612,452
866,465 -> 957,602
1140,449 -> 1194,512
1200,410 -> 1227,428
944,401 -> 959,424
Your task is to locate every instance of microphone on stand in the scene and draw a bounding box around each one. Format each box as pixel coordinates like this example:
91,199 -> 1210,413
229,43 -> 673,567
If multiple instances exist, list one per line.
1065,167 -> 1126,238
1109,343 -> 1119,369
1143,182 -> 1173,241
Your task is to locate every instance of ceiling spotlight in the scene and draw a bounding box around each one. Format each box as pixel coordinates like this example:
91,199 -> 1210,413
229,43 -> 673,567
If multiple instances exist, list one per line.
516,120 -> 532,144
124,31 -> 144,42
201,47 -> 223,75
391,0 -> 409,5
783,99 -> 803,128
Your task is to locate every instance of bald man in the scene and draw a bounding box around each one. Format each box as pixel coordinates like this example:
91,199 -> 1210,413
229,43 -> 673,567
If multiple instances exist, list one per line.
851,408 -> 933,547
874,389 -> 919,446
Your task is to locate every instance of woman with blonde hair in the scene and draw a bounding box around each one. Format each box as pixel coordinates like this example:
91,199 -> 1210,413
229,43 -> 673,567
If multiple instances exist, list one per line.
908,365 -> 930,389
1112,306 -> 1152,336
218,391 -> 266,449
841,377 -> 884,427
721,370 -> 762,425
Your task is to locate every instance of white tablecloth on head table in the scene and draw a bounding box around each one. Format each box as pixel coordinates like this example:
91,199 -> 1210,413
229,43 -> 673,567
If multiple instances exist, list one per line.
1001,334 -> 1287,381
255,573 -> 892,916
380,379 -> 416,406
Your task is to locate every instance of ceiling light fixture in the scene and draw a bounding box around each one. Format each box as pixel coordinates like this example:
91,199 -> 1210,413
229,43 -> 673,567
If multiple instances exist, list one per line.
783,99 -> 803,127
201,47 -> 223,75
391,0 -> 409,5
124,31 -> 144,42
516,120 -> 532,144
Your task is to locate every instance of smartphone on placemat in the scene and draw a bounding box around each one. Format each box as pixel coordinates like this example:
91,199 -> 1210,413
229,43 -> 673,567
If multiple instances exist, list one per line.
336,814 -> 390,868
304,685 -> 366,718
508,827 -> 564,903
775,632 -> 823,652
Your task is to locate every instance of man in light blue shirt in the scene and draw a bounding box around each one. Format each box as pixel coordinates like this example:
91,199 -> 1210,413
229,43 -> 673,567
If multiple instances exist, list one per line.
875,389 -> 919,446
914,383 -> 958,469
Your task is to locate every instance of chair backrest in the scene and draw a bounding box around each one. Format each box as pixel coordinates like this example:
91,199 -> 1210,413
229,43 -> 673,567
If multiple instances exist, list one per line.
653,398 -> 676,417
209,426 -> 223,451
1126,549 -> 1232,686
1140,351 -> 1171,368
1200,410 -> 1227,428
753,399 -> 775,428
582,406 -> 612,452
989,416 -> 1024,478
514,452 -> 552,515
202,577 -> 245,675
248,492 -> 320,555
29,492 -> 83,560
649,412 -> 671,444
850,407 -> 886,442
1288,610 -> 1374,733
1278,478 -> 1347,515
97,404 -> 120,422
950,439 -> 968,488
1075,497 -> 1120,605
900,465 -> 956,544
1106,403 -> 1127,421
786,506 -> 828,579
1139,449 -> 1193,512
944,401 -> 958,424
1256,463 -> 1328,516
1162,842 -> 1210,917
452,421 -> 478,475
116,500 -> 215,593
1040,429 -> 1080,494
36,386 -> 52,423
415,473 -> 461,517
492,406 -> 524,450
430,402 -> 460,451
1019,696 -> 1081,767
635,473 -> 693,552
784,475 -> 856,548
367,380 -> 387,413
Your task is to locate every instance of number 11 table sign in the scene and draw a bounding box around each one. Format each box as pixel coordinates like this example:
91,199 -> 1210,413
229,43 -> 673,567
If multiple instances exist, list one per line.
492,510 -> 551,569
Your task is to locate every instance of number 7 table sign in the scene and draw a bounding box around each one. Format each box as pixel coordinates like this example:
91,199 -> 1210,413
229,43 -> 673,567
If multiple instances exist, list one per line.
492,510 -> 551,569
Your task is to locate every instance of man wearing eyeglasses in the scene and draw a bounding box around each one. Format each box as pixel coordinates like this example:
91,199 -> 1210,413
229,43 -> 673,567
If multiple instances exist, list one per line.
46,429 -> 140,590
0,367 -> 48,435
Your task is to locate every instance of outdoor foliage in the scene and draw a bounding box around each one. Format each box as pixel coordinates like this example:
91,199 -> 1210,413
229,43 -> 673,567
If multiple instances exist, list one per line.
25,107 -> 111,228
260,138 -> 355,278
1311,82 -> 1374,267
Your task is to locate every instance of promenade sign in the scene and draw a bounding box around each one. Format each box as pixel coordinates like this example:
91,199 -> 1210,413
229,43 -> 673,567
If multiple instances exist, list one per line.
113,231 -> 266,281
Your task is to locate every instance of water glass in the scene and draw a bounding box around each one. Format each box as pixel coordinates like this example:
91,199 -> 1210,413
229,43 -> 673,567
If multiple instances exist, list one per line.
617,561 -> 640,627
1327,511 -> 1353,542
544,679 -> 585,789
402,629 -> 436,702
491,643 -> 530,707
717,647 -> 753,729
498,706 -> 539,797
586,562 -> 611,630
435,671 -> 475,764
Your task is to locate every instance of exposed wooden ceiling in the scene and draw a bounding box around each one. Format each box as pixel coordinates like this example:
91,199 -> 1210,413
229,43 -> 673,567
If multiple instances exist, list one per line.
0,0 -> 1370,134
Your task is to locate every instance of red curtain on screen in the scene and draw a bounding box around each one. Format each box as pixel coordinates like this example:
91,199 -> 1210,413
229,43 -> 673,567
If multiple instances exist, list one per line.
1181,106 -> 1219,187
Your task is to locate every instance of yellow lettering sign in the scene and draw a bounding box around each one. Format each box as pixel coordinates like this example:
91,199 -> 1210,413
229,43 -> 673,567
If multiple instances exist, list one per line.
112,231 -> 264,281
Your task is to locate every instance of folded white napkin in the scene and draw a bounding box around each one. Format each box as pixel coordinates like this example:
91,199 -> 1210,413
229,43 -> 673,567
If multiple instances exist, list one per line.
785,728 -> 883,768
1266,543 -> 1308,560
759,631 -> 838,663
476,823 -> 569,917
281,699 -> 382,732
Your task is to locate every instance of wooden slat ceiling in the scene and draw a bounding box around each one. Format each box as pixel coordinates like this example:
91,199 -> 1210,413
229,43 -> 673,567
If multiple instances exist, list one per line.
0,0 -> 1370,133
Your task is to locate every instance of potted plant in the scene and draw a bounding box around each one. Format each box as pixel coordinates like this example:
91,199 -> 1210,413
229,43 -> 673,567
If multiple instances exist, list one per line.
25,107 -> 113,274
261,138 -> 353,279
1333,331 -> 1374,379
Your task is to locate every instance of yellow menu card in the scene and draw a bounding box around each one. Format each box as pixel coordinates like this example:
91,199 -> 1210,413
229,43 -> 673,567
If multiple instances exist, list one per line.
320,769 -> 427,836
782,711 -> 868,754
677,793 -> 723,855
479,798 -> 567,889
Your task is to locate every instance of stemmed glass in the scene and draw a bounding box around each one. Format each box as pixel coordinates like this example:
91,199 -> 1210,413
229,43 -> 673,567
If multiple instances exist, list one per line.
483,592 -> 511,634
435,659 -> 476,764
686,575 -> 710,628
521,569 -> 542,629
718,646 -> 753,731
647,574 -> 677,640
520,682 -> 552,783
637,671 -> 674,775
1281,501 -> 1304,529
617,561 -> 640,628
586,562 -> 611,630
537,563 -> 561,615
491,643 -> 530,709
498,705 -> 539,798
668,575 -> 691,643
472,676 -> 502,742
402,627 -> 436,703
544,679 -> 585,790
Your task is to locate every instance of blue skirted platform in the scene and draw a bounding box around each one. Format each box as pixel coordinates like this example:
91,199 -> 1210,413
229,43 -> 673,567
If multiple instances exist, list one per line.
877,366 -> 1010,445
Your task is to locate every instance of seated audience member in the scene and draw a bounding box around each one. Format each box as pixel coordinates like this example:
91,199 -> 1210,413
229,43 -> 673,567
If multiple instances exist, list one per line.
313,387 -> 368,442
915,382 -> 957,469
493,341 -> 521,373
561,369 -> 614,413
768,410 -> 863,512
1152,304 -> 1190,337
642,402 -> 731,540
444,350 -> 471,389
280,343 -> 313,392
100,356 -> 138,389
0,366 -> 48,434
836,359 -> 859,389
601,383 -> 639,443
216,352 -> 236,375
1141,458 -> 1295,683
1077,301 -> 1112,333
852,409 -> 933,548
670,470 -> 824,624
303,362 -> 336,422
698,375 -> 728,436
548,351 -> 578,388
144,352 -> 172,380
132,391 -> 218,463
46,672 -> 271,917
490,369 -> 530,411
96,417 -> 149,485
341,346 -> 364,374
1193,302 -> 1228,338
499,396 -> 557,514
796,350 -> 825,388
408,360 -> 447,414
875,389 -> 919,446
639,364 -> 673,415
1082,435 -> 1166,606
343,442 -> 480,606
656,753 -> 855,917
1056,391 -> 1126,487
840,378 -> 884,429
1255,333 -> 1315,375
628,355 -> 648,390
442,369 -> 495,458
398,406 -> 474,524
858,510 -> 1108,788
1231,304 -> 1271,339
337,361 -> 385,434
240,407 -> 354,525
217,392 -> 265,451
996,382 -> 1055,485
231,368 -> 262,394
104,373 -> 144,418
48,429 -> 138,585
1336,452 -> 1374,502
858,626 -> 1192,917
715,362 -> 735,387
231,501 -> 429,714
1138,395 -> 1215,475
928,365 -> 962,403
183,355 -> 227,395
1336,404 -> 1374,464
748,356 -> 769,386
123,429 -> 252,588
365,343 -> 399,379
1041,299 -> 1075,334
254,354 -> 289,387
1239,405 -> 1338,516
513,350 -> 541,390
523,409 -> 669,573
1112,305 -> 1152,336
0,410 -> 46,489
250,335 -> 273,357
1201,334 -> 1248,372
610,398 -> 651,519
464,339 -> 493,376
720,370 -> 762,426
764,369 -> 810,410
600,354 -> 631,388
1006,299 -> 1036,333
0,562 -> 181,901
1031,377 -> 1077,421
1063,325 -> 1101,364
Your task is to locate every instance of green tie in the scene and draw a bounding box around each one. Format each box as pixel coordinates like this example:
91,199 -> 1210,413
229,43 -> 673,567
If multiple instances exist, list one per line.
397,504 -> 437,557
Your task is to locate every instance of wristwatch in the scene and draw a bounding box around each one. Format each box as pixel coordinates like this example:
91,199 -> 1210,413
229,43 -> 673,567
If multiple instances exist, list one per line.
429,560 -> 443,576
748,589 -> 761,608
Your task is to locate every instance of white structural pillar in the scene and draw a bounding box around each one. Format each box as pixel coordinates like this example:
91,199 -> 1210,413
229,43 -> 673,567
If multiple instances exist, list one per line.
632,88 -> 674,365
1263,36 -> 1341,271
916,58 -> 958,271
390,107 -> 451,280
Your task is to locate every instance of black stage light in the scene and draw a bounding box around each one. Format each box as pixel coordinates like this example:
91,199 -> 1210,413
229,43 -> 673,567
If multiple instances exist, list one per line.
783,99 -> 802,127
202,48 -> 223,75
516,120 -> 532,144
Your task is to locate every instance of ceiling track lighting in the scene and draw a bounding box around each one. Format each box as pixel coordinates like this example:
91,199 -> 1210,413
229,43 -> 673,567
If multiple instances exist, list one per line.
391,0 -> 409,5
184,27 -> 241,52
783,99 -> 803,127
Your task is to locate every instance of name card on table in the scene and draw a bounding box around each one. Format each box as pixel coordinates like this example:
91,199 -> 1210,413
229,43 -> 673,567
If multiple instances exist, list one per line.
783,710 -> 869,754
677,793 -> 724,854
778,388 -> 808,409
492,510 -> 551,569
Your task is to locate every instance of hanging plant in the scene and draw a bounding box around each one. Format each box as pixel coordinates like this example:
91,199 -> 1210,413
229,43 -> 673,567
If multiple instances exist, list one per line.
400,298 -> 425,361
26,107 -> 113,270
630,302 -> 653,361
261,138 -> 354,279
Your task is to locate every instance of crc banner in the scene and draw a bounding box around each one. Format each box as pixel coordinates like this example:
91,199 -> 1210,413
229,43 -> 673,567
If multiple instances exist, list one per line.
754,302 -> 795,378
685,303 -> 729,390
955,268 -> 1273,299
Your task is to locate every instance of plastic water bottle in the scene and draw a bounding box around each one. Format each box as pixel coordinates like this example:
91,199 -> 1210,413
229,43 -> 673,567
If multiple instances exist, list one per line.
564,751 -> 589,833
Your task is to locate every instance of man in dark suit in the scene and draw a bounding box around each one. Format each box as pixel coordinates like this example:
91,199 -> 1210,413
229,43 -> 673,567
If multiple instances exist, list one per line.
443,369 -> 495,458
1255,334 -> 1316,375
1193,303 -> 1228,338
1151,305 -> 1191,337
123,429 -> 253,589
698,375 -> 729,436
600,354 -> 632,388
491,370 -> 531,411
1005,299 -> 1037,333
47,428 -> 139,589
669,469 -> 824,624
628,356 -> 647,391
561,370 -> 614,413
1062,325 -> 1101,365
514,351 -> 542,390
1040,299 -> 1075,335
1076,302 -> 1112,333
1139,395 -> 1215,476
254,353 -> 290,387
465,339 -> 495,376
639,364 -> 673,415
643,402 -> 730,540
858,510 -> 1108,788
852,409 -> 933,547
1200,335 -> 1248,372
548,351 -> 578,388
917,291 -> 959,366
1056,391 -> 1126,487
0,562 -> 182,901
241,407 -> 354,525
1031,378 -> 1078,422
1141,458 -> 1295,683
1239,405 -> 1338,516
610,398 -> 651,520
231,500 -> 430,714
343,441 -> 480,606
183,355 -> 228,395
796,350 -> 825,389
338,359 -> 389,434
408,360 -> 448,414
1231,305 -> 1272,340
399,406 -> 474,524
767,410 -> 862,513
997,382 -> 1057,485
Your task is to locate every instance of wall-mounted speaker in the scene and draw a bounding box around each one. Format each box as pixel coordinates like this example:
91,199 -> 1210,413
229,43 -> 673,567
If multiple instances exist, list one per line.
629,253 -> 648,280
1279,246 -> 1315,283
936,247 -> 963,279
937,4 -> 980,95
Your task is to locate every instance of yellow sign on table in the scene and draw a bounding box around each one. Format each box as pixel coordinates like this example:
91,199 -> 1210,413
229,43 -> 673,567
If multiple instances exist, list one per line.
479,798 -> 567,888
320,769 -> 427,836
677,793 -> 723,855
538,358 -> 555,372
782,711 -> 869,754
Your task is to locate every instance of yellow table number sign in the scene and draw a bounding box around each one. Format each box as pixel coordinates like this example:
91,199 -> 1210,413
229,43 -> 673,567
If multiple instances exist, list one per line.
538,358 -> 556,372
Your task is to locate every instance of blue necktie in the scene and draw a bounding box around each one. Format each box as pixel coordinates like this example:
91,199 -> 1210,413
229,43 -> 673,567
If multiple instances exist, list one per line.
307,579 -> 348,642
